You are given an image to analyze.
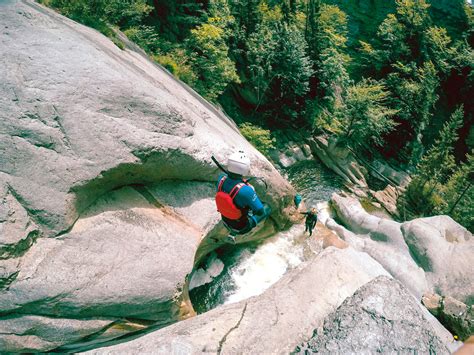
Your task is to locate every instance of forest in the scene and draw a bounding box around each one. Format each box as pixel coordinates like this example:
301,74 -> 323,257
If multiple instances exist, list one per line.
39,0 -> 473,231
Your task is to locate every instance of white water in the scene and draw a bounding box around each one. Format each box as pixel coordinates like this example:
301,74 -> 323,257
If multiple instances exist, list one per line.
189,253 -> 225,290
189,161 -> 343,312
224,224 -> 306,304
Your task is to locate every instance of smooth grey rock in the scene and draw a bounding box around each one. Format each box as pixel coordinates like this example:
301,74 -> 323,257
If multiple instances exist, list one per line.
291,146 -> 306,161
0,0 -> 293,241
0,185 -> 200,320
401,216 -> 474,305
308,136 -> 367,187
84,247 -> 390,354
279,152 -> 297,168
295,276 -> 450,354
0,1 -> 295,350
301,144 -> 312,157
330,194 -> 474,305
0,315 -> 114,352
330,194 -> 428,299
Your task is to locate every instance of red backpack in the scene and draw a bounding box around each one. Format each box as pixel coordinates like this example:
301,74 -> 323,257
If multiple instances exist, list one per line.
215,176 -> 246,220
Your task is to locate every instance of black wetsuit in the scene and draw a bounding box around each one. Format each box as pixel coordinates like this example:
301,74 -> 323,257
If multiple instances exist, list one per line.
301,211 -> 317,236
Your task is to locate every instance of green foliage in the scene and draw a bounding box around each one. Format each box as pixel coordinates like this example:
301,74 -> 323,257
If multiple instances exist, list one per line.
306,3 -> 350,129
415,106 -> 464,184
339,79 -> 398,149
42,0 -> 152,28
152,49 -> 197,86
242,4 -> 313,123
186,22 -> 240,101
239,123 -> 275,155
123,26 -> 163,53
400,106 -> 465,218
395,0 -> 431,30
273,23 -> 314,99
150,0 -> 207,41
40,0 -> 151,48
386,61 -> 439,166
437,154 -> 474,232
246,9 -> 280,106
422,26 -> 455,74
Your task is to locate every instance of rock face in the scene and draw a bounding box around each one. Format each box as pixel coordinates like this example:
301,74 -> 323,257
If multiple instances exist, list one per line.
401,216 -> 474,305
330,194 -> 474,305
0,0 -> 294,351
84,247 -> 390,354
295,276 -> 449,354
308,136 -> 368,187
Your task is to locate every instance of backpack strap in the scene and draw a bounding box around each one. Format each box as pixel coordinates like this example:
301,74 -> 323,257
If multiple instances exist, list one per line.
217,176 -> 227,192
229,182 -> 245,199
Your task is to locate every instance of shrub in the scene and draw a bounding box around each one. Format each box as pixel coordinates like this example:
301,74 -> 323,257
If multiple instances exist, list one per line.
152,49 -> 197,86
239,123 -> 275,155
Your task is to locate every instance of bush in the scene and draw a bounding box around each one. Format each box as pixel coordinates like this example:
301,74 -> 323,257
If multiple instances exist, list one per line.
123,26 -> 162,53
152,49 -> 197,86
239,123 -> 275,155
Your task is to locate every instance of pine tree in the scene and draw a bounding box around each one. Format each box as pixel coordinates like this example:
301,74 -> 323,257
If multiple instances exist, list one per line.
438,154 -> 474,232
416,106 -> 464,185
401,106 -> 465,217
305,0 -> 321,61
339,79 -> 398,149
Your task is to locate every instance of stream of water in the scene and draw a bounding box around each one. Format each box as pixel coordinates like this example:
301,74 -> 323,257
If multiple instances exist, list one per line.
189,159 -> 344,314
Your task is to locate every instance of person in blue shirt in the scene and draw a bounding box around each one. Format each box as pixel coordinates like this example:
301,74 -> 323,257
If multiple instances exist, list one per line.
294,194 -> 302,209
215,150 -> 271,243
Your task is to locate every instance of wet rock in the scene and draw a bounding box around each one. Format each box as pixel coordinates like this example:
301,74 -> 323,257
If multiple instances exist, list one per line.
295,276 -> 451,354
84,248 -> 390,354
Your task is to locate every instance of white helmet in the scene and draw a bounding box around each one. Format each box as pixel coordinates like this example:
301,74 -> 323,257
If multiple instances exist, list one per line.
227,150 -> 250,176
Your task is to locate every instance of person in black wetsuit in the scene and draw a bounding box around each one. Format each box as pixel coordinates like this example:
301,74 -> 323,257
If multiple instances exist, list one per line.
301,207 -> 317,236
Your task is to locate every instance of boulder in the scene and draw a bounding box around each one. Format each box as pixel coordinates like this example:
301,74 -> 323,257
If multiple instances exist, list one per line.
423,293 -> 474,341
291,146 -> 307,161
0,185 -> 201,321
84,247 -> 390,353
295,276 -> 451,354
330,194 -> 428,299
401,216 -> 474,304
370,184 -> 401,217
0,0 -> 294,350
330,194 -> 474,304
278,153 -> 298,168
301,144 -> 312,157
